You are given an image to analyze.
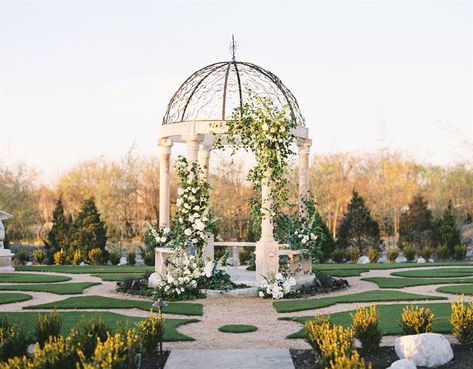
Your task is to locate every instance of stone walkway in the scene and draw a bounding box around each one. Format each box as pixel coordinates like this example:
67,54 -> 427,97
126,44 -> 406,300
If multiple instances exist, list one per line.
164,349 -> 294,369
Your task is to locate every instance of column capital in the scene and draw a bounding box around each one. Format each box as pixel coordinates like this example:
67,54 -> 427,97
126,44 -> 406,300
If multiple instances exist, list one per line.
158,138 -> 173,155
297,138 -> 312,154
198,144 -> 212,157
182,134 -> 204,143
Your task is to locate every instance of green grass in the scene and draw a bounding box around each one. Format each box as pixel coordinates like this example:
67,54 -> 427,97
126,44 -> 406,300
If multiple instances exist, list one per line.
218,324 -> 258,333
93,273 -> 146,281
363,277 -> 473,288
0,282 -> 99,295
0,292 -> 32,304
25,295 -> 203,316
392,268 -> 473,278
314,261 -> 472,271
15,265 -> 154,274
436,284 -> 473,296
0,273 -> 71,283
317,269 -> 368,277
284,303 -> 452,339
272,290 -> 445,313
0,311 -> 198,342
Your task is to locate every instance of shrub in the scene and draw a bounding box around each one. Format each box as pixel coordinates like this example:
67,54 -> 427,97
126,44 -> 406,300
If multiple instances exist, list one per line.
454,245 -> 467,261
332,248 -> 344,263
387,248 -> 399,263
143,251 -> 154,266
349,247 -> 361,263
239,247 -> 253,265
401,305 -> 434,335
403,244 -> 417,262
367,248 -> 379,263
421,246 -> 432,261
351,305 -> 381,352
74,315 -> 109,358
450,296 -> 473,347
127,251 -> 136,266
54,248 -> 65,265
33,249 -> 46,264
16,249 -> 29,265
305,317 -> 354,366
0,318 -> 29,361
138,310 -> 165,355
88,248 -> 102,265
437,245 -> 449,261
329,351 -> 371,369
31,334 -> 80,369
36,311 -> 62,346
72,249 -> 82,265
109,252 -> 121,266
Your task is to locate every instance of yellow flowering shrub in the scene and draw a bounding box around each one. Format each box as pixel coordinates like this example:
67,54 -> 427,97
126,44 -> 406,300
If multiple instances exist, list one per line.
139,310 -> 165,355
351,305 -> 381,352
450,295 -> 473,347
401,305 -> 434,335
53,248 -> 65,265
305,314 -> 331,351
329,351 -> 372,369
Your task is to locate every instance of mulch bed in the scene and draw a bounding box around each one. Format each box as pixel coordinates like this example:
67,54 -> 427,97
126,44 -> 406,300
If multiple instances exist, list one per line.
290,345 -> 473,369
140,350 -> 170,369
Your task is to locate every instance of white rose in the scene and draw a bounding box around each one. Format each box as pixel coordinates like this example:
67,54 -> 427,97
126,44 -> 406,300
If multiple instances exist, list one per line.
262,123 -> 269,131
184,228 -> 192,236
192,238 -> 198,244
191,188 -> 197,194
177,188 -> 184,195
163,227 -> 170,234
258,291 -> 265,298
160,236 -> 167,243
193,205 -> 200,211
275,273 -> 283,281
279,126 -> 286,132
270,127 -> 276,133
176,198 -> 183,207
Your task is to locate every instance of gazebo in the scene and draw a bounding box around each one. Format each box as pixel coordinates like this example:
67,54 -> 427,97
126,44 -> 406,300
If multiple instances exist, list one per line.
152,42 -> 312,286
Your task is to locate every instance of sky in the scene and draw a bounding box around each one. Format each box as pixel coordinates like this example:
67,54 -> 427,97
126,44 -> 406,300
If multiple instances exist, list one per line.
0,0 -> 472,181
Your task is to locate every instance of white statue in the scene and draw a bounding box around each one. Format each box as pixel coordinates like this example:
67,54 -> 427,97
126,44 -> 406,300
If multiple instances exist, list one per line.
0,211 -> 15,272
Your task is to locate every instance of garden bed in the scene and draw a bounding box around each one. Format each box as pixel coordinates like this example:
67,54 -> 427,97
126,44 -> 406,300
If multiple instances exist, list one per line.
290,345 -> 473,369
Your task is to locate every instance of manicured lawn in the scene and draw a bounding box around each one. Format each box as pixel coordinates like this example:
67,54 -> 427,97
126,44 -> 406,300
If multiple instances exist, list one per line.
0,282 -> 99,295
363,277 -> 473,288
25,295 -> 203,316
314,262 -> 472,271
0,292 -> 32,304
436,284 -> 473,296
284,303 -> 453,339
317,269 -> 368,277
16,265 -> 154,274
0,311 -> 198,342
0,273 -> 71,283
218,324 -> 258,333
272,290 -> 445,313
94,273 -> 146,281
392,268 -> 473,278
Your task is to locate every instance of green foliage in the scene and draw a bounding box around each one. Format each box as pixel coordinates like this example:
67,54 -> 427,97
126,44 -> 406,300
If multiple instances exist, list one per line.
387,248 -> 399,263
127,251 -> 136,266
348,246 -> 361,263
421,246 -> 433,261
74,315 -> 109,358
437,245 -> 449,261
68,198 -> 107,262
139,311 -> 164,354
337,191 -> 380,249
351,305 -> 381,353
400,305 -> 434,335
143,251 -> 154,266
109,251 -> 121,265
0,317 -> 29,361
33,249 -> 46,264
364,276 -> 473,288
218,324 -> 258,333
35,311 -> 62,346
46,198 -> 71,259
332,248 -> 344,263
367,247 -> 379,263
403,244 -> 417,262
16,249 -> 29,265
399,194 -> 437,248
454,245 -> 467,260
450,296 -> 473,347
88,247 -> 102,265
436,201 -> 461,255
0,282 -> 99,295
238,247 -> 253,265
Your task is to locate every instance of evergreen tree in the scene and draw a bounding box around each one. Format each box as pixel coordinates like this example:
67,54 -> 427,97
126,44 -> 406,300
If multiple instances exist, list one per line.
337,190 -> 380,249
399,193 -> 437,248
69,198 -> 107,261
46,198 -> 71,255
436,200 -> 461,254
305,198 -> 336,261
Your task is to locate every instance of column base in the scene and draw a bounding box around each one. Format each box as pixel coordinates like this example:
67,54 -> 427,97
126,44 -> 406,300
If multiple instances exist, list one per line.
0,249 -> 14,272
255,240 -> 279,284
148,272 -> 161,288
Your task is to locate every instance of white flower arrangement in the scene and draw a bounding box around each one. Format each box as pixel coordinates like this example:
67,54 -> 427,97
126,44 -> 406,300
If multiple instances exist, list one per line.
148,224 -> 172,247
258,271 -> 297,299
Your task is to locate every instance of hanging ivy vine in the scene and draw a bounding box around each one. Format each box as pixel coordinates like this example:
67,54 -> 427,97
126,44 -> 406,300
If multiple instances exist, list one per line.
213,93 -> 297,218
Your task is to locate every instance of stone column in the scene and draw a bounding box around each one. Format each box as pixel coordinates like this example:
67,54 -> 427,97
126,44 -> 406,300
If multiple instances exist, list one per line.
298,138 -> 312,202
198,144 -> 211,178
0,211 -> 14,273
158,139 -> 172,228
255,171 -> 279,283
186,135 -> 202,163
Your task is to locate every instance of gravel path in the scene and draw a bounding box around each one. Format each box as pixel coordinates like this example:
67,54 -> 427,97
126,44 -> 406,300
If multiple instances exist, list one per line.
0,265 -> 471,349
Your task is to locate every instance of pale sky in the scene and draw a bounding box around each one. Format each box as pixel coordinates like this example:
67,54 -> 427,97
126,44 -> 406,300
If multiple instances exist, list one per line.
1,0 -> 472,180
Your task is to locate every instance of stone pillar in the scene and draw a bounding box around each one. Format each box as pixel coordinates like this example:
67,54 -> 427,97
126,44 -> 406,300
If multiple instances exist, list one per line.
298,138 -> 312,202
198,144 -> 211,178
0,211 -> 14,272
158,139 -> 172,228
186,135 -> 202,163
255,172 -> 279,283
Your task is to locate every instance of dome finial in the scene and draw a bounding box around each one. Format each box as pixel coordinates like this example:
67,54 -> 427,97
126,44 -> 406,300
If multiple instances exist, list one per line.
229,34 -> 237,61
